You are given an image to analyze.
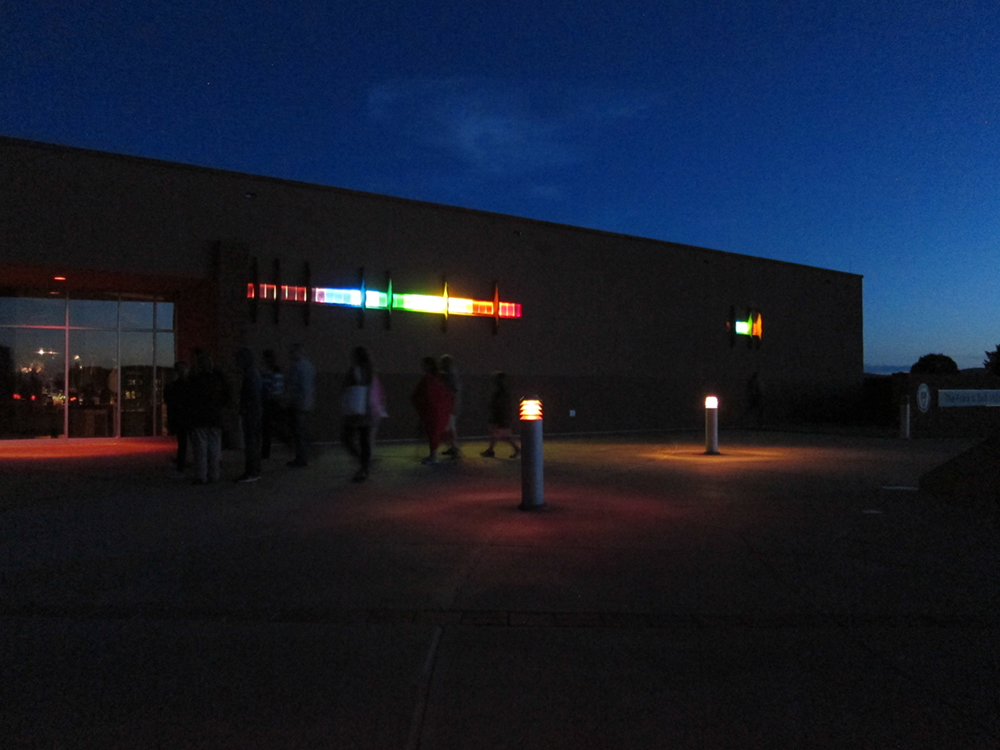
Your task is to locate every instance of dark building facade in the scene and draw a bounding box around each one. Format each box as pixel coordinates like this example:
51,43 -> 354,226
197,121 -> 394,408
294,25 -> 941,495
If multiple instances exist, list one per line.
1,136 -> 864,441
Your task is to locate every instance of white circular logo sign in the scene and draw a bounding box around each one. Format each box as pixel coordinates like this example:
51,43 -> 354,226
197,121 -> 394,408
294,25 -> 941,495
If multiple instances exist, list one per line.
917,383 -> 931,413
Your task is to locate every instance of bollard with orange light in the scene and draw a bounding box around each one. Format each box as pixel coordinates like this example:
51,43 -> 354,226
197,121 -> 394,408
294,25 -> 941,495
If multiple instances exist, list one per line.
518,397 -> 547,510
704,396 -> 720,455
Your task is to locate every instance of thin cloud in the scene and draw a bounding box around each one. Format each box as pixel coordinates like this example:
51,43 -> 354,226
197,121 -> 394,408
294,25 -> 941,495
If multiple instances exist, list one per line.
368,77 -> 658,178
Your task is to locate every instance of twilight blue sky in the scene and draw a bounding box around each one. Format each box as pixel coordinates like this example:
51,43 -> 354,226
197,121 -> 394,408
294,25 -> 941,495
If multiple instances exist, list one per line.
2,0 -> 998,372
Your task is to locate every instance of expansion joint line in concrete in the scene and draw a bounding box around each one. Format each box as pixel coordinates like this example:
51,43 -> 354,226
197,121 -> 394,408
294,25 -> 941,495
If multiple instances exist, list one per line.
405,625 -> 443,750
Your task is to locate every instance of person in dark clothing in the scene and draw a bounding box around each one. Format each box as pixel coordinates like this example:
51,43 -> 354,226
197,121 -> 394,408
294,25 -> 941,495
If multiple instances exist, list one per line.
260,349 -> 285,460
439,354 -> 462,458
163,361 -> 194,476
340,346 -> 375,482
411,356 -> 453,465
481,371 -> 520,458
235,347 -> 263,483
189,352 -> 231,484
286,343 -> 315,467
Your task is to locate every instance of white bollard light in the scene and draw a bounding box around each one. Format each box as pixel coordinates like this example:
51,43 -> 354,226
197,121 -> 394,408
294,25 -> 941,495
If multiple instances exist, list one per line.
518,397 -> 546,510
705,396 -> 720,455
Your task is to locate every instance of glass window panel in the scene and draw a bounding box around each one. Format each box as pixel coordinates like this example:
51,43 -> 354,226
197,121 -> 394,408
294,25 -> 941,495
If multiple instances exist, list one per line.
155,332 -> 175,369
155,332 -> 175,436
68,330 -> 118,438
155,302 -> 175,330
120,332 -> 153,436
120,301 -> 154,330
0,296 -> 65,327
69,299 -> 118,329
0,328 -> 66,438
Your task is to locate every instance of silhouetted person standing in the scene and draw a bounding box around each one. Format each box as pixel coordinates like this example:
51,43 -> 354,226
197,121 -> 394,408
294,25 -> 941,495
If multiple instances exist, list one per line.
235,347 -> 263,483
340,346 -> 375,482
189,352 -> 231,484
286,343 -> 315,467
163,361 -> 194,477
260,349 -> 285,460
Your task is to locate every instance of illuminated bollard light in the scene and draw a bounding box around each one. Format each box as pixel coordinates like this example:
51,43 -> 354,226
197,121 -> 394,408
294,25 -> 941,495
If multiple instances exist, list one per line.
518,397 -> 547,511
704,396 -> 720,455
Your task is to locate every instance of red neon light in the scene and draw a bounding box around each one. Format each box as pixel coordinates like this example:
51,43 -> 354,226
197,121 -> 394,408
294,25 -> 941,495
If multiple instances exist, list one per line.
281,285 -> 309,302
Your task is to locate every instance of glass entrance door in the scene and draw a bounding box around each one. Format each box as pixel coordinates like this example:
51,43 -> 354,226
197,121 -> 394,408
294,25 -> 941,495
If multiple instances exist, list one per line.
68,329 -> 118,438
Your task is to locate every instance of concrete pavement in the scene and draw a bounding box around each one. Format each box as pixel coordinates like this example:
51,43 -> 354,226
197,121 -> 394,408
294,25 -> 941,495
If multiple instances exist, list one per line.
1,431 -> 997,748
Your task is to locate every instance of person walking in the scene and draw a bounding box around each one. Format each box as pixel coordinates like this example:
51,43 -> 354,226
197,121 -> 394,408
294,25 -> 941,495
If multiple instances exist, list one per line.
189,352 -> 231,484
234,347 -> 263,483
481,371 -> 520,458
286,343 -> 315,467
439,353 -> 462,458
340,346 -> 375,482
163,360 -> 194,477
411,356 -> 453,465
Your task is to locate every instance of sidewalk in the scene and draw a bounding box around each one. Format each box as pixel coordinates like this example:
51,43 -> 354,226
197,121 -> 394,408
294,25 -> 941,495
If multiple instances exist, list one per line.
1,432 -> 996,748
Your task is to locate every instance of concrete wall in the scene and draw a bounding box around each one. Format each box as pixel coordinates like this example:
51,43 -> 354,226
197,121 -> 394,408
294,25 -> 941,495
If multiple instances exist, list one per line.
2,136 -> 864,440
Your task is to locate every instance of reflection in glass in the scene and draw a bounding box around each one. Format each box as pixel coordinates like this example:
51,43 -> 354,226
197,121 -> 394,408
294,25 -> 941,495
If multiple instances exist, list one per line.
1,295 -> 176,440
120,332 -> 153,437
120,301 -> 154,330
155,332 -> 176,436
0,328 -> 66,438
68,330 -> 118,438
69,299 -> 118,329
0,296 -> 66,327
155,303 -> 175,330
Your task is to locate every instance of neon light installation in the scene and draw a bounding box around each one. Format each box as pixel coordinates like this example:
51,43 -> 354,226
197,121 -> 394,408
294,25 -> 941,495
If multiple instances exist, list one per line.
733,313 -> 762,337
248,284 -> 522,319
728,307 -> 762,347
